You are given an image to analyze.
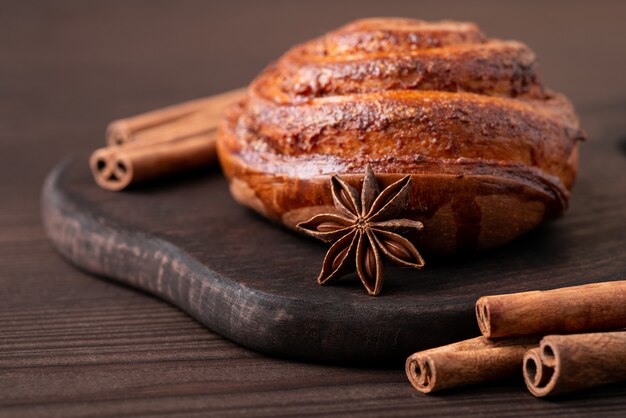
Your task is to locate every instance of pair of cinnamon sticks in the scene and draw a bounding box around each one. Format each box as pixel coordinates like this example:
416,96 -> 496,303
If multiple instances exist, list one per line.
406,280 -> 626,396
90,89 -> 245,191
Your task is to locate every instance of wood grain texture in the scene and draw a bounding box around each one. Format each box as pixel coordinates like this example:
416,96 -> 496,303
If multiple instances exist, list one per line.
2,1 -> 626,417
42,157 -> 478,365
42,116 -> 626,364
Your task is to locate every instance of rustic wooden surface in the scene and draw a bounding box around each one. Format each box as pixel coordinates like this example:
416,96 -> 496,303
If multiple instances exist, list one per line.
41,122 -> 626,364
2,1 -> 626,416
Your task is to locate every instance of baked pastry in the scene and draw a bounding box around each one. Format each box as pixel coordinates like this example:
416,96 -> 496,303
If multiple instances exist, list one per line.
217,18 -> 585,255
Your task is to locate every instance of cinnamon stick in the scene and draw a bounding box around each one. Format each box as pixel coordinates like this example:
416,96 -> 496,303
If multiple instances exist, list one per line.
405,336 -> 539,393
90,132 -> 217,191
523,331 -> 626,397
106,88 -> 246,146
476,280 -> 626,338
91,88 -> 246,191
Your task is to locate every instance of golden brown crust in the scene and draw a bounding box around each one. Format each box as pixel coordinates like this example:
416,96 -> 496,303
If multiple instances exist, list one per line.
217,18 -> 586,254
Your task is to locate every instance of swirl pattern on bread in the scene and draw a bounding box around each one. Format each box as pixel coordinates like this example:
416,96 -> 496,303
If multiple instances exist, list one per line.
217,18 -> 585,254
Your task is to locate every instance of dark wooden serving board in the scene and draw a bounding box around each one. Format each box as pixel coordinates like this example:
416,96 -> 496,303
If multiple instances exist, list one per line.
42,113 -> 626,366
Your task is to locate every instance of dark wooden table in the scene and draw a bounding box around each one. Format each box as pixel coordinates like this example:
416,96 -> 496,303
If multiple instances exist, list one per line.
2,1 -> 626,416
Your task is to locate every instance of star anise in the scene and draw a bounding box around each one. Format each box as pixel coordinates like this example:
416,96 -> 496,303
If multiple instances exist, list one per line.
297,165 -> 425,296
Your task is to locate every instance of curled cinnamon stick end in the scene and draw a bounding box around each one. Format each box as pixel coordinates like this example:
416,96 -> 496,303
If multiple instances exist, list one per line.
523,331 -> 626,397
405,336 -> 539,393
106,88 -> 247,146
92,88 -> 246,191
90,133 -> 217,191
476,280 -> 626,338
